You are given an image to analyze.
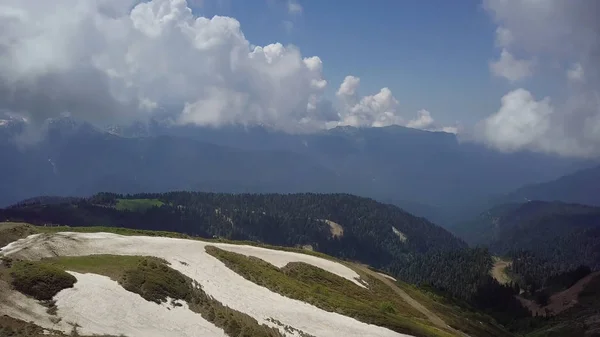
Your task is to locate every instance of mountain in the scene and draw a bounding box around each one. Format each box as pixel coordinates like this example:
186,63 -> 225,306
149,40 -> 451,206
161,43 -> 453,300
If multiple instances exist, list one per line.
0,222 -> 515,337
504,165 -> 600,207
1,118 -> 591,227
453,201 -> 600,273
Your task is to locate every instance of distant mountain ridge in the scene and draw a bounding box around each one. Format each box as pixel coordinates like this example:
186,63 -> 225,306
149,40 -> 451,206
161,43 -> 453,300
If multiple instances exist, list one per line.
0,117 -> 592,226
503,165 -> 600,207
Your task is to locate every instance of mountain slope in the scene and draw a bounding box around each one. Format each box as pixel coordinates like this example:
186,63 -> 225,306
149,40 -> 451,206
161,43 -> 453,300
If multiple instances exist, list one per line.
454,201 -> 600,273
524,272 -> 600,337
504,165 -> 600,206
0,223 -> 515,337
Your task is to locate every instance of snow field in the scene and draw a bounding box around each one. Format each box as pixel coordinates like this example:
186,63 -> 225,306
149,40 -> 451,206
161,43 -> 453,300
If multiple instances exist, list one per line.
54,272 -> 227,337
1,232 -> 413,337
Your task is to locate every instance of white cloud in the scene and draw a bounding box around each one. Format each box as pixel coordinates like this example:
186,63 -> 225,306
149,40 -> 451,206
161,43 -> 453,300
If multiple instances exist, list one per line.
287,0 -> 302,15
2,0 -> 452,137
406,110 -> 434,129
489,49 -> 534,82
0,0 -> 333,133
333,76 -> 456,132
480,0 -> 600,157
477,89 -> 554,152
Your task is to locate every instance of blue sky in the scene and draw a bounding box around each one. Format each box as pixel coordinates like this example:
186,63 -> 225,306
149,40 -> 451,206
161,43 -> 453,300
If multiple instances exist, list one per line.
194,0 -> 531,126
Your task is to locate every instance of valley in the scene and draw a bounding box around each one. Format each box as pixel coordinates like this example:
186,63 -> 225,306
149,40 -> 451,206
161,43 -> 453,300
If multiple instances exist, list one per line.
1,1 -> 599,336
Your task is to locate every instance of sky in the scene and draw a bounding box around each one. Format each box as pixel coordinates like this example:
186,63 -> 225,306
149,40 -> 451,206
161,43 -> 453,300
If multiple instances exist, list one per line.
0,0 -> 599,157
197,0 -> 505,125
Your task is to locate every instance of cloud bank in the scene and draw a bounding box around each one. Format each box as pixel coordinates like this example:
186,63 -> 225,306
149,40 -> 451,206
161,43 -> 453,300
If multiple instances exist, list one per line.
0,0 -> 451,136
479,0 -> 600,157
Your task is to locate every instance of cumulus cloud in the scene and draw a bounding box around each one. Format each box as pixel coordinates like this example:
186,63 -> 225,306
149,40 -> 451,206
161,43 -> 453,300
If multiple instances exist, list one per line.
0,0 -> 457,138
489,49 -> 534,82
333,76 -> 456,132
406,110 -> 435,129
479,0 -> 600,157
0,0 -> 333,133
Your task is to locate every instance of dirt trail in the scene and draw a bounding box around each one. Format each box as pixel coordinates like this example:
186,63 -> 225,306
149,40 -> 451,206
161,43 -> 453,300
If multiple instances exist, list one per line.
354,265 -> 469,337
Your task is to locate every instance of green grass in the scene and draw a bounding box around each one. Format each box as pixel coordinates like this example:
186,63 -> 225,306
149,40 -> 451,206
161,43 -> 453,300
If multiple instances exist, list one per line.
398,283 -> 515,337
45,255 -> 163,282
205,246 -> 457,337
9,260 -> 76,301
114,198 -> 164,212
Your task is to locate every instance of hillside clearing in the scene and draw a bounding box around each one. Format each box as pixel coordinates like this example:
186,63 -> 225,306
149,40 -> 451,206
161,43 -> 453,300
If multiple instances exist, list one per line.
321,220 -> 344,238
490,257 -> 512,285
115,198 -> 164,212
517,271 -> 600,317
1,232 -> 412,337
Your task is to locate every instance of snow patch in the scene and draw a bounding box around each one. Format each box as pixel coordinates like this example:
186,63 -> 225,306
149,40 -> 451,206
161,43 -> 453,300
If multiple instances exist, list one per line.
53,272 -> 227,337
2,232 -> 409,337
391,227 -> 407,242
377,272 -> 397,282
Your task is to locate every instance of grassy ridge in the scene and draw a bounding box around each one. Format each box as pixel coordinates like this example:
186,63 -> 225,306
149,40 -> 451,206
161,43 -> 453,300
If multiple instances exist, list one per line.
205,246 -> 457,337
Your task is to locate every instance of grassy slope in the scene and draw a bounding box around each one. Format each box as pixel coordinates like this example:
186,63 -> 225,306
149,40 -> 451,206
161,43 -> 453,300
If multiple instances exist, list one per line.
0,222 -> 515,337
206,246 -> 458,337
398,284 -> 515,337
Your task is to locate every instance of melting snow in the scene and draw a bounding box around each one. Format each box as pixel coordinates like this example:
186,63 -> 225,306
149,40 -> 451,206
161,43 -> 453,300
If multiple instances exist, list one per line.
2,232 -> 412,337
377,272 -> 398,282
391,227 -> 407,242
54,272 -> 227,337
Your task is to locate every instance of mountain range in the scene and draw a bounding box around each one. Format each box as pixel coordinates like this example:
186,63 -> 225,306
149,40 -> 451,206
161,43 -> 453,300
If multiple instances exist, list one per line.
1,117 -> 594,227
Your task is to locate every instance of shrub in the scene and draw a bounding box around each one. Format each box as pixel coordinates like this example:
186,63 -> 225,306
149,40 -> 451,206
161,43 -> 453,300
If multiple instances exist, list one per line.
120,258 -> 190,304
10,261 -> 77,301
